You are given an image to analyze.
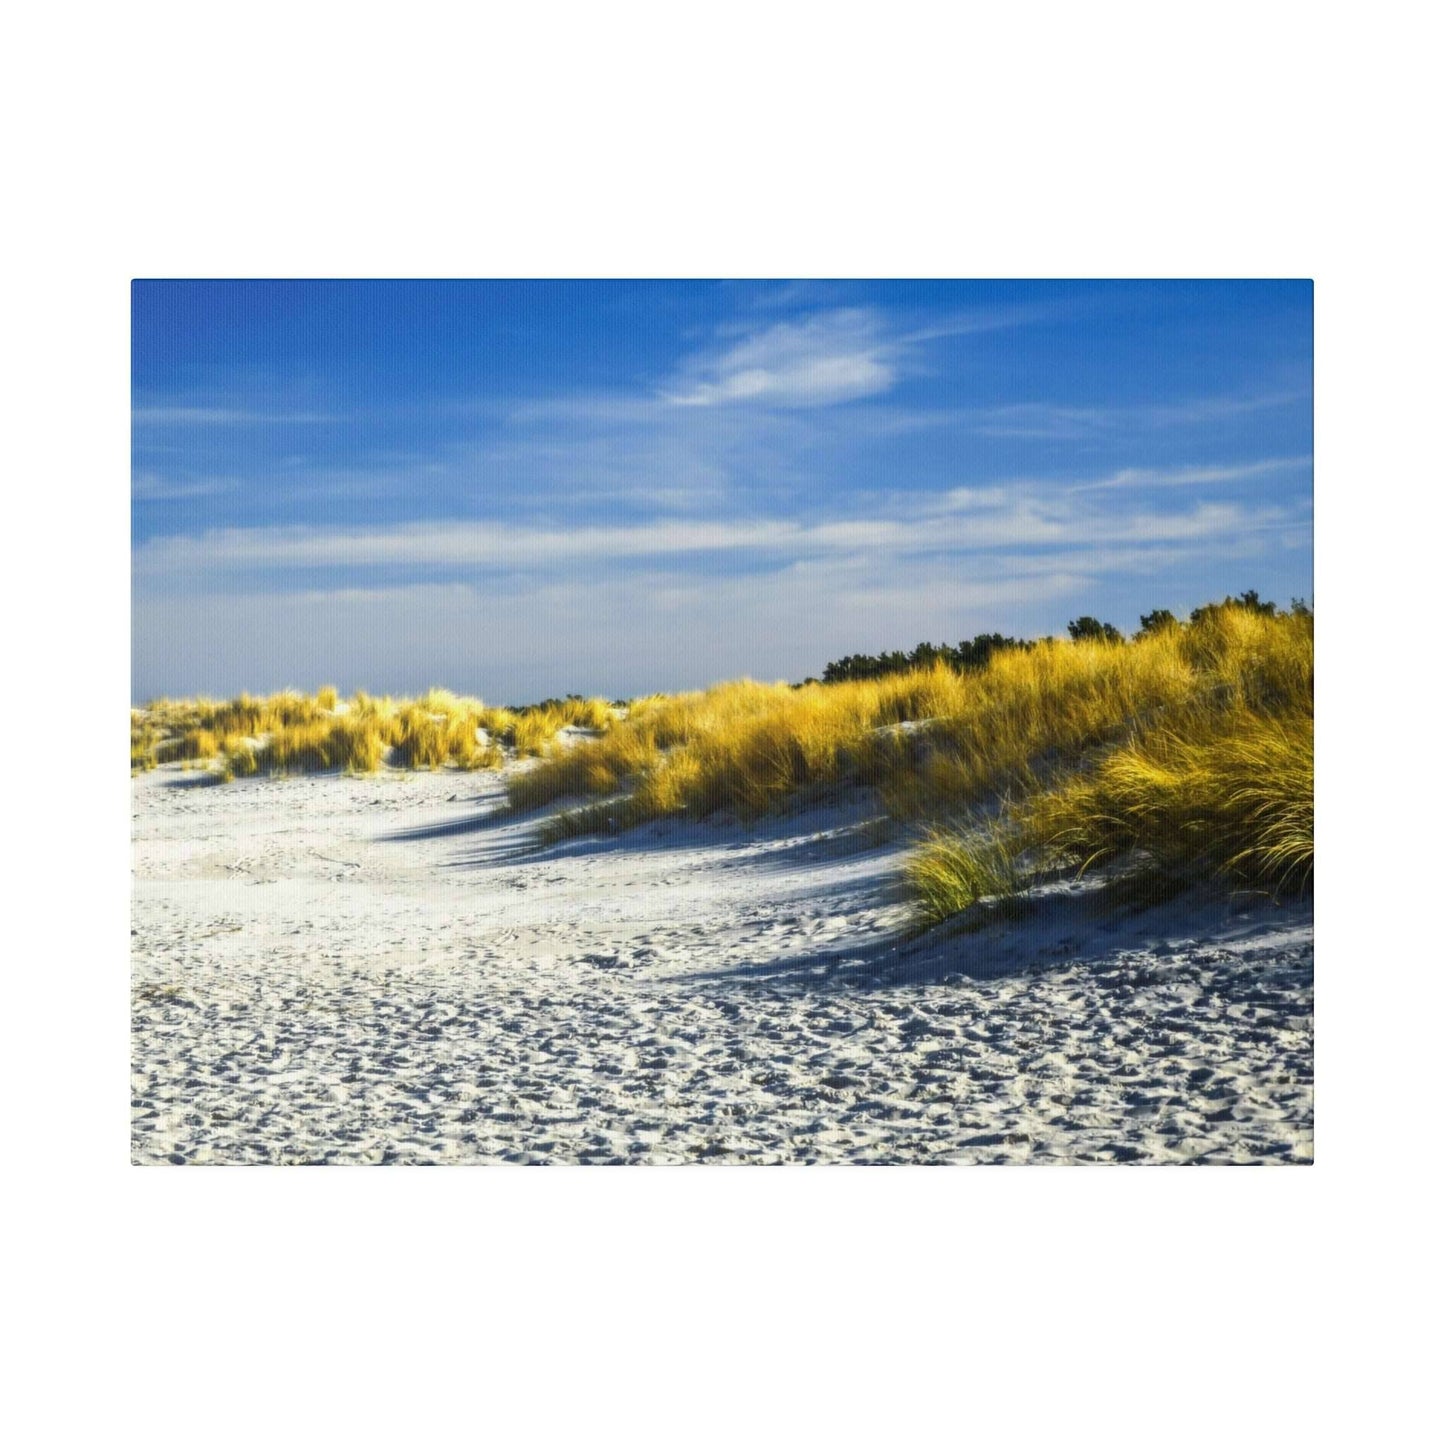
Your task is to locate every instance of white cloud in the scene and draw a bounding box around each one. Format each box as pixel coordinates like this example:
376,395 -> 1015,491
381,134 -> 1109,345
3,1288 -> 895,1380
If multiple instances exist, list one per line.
132,469 -> 232,501
963,390 -> 1310,439
132,568 -> 1093,702
1071,456 -> 1313,491
132,517 -> 1313,702
133,483 -> 1306,580
662,309 -> 898,408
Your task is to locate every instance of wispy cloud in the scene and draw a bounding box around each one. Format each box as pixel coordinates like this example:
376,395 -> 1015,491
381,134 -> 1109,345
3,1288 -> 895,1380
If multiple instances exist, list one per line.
963,390 -> 1309,439
132,469 -> 233,502
133,477 -> 1307,579
661,308 -> 899,408
1068,456 -> 1313,492
655,303 -> 1055,410
131,527 -> 1296,702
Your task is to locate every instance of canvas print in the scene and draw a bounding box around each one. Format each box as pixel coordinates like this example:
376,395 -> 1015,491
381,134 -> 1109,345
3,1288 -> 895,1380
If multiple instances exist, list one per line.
131,279 -> 1313,1164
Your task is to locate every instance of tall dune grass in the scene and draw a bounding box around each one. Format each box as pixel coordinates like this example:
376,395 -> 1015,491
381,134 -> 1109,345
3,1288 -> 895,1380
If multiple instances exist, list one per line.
510,605 -> 1311,832
905,821 -> 1028,928
130,601 -> 1311,927
894,608 -> 1313,923
516,603 -> 1312,923
130,713 -> 159,772
131,686 -> 612,779
1019,705 -> 1313,893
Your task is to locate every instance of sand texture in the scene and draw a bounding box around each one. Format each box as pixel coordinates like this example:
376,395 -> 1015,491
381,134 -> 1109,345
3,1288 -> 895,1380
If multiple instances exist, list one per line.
132,765 -> 1313,1164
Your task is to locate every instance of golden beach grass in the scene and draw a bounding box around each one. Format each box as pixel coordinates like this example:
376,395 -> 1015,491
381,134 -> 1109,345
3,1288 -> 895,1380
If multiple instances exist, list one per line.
517,602 -> 1313,917
132,600 -> 1312,924
132,686 -> 613,779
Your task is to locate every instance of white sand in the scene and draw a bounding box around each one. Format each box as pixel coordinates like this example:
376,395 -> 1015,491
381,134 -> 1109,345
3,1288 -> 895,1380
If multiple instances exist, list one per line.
131,763 -> 1313,1164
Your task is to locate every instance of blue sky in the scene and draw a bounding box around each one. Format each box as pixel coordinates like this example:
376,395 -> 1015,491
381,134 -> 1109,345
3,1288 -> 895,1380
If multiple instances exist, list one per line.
132,280 -> 1312,703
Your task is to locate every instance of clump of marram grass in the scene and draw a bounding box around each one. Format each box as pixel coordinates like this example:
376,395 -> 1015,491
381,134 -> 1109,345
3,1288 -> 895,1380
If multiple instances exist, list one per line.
466,741 -> 505,771
506,603 -> 1312,846
252,720 -> 341,775
1019,706 -> 1313,896
495,696 -> 617,756
390,704 -> 474,770
249,712 -> 407,776
504,601 -> 1312,931
904,821 -> 1029,929
505,678 -> 872,817
902,699 -> 1313,929
509,710 -> 561,757
537,797 -> 644,846
134,684 -> 555,781
131,713 -> 160,771
145,689 -> 333,746
224,742 -> 260,778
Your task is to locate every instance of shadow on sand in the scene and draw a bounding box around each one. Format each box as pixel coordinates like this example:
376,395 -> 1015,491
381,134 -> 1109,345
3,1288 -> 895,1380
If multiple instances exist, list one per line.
376,794 -> 1312,992
659,884 -> 1136,990
664,880 -> 1308,991
384,790 -> 900,871
379,800 -> 514,843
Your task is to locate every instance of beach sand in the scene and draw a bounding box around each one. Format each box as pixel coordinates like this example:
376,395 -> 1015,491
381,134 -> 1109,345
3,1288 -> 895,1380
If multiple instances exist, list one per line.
131,761 -> 1313,1163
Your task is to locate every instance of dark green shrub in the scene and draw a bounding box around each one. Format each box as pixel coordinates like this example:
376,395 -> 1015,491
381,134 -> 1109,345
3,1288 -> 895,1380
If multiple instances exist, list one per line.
1136,609 -> 1178,638
1066,616 -> 1123,644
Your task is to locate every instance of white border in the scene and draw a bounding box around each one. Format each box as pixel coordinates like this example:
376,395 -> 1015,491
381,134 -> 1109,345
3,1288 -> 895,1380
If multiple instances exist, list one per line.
7,2 -> 1437,1438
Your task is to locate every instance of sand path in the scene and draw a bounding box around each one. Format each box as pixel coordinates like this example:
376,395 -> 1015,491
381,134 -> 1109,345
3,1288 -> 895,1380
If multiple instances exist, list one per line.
131,765 -> 1313,1163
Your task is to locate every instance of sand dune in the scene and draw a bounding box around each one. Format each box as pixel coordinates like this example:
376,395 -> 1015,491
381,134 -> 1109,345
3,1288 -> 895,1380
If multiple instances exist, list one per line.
131,764 -> 1313,1164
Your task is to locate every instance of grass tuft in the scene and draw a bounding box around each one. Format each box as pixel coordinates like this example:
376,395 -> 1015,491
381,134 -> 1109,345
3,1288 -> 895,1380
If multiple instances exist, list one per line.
904,822 -> 1028,929
1020,707 -> 1313,896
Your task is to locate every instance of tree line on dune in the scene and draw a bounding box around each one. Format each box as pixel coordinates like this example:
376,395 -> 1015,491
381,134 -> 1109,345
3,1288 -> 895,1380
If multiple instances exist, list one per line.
815,590 -> 1310,685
